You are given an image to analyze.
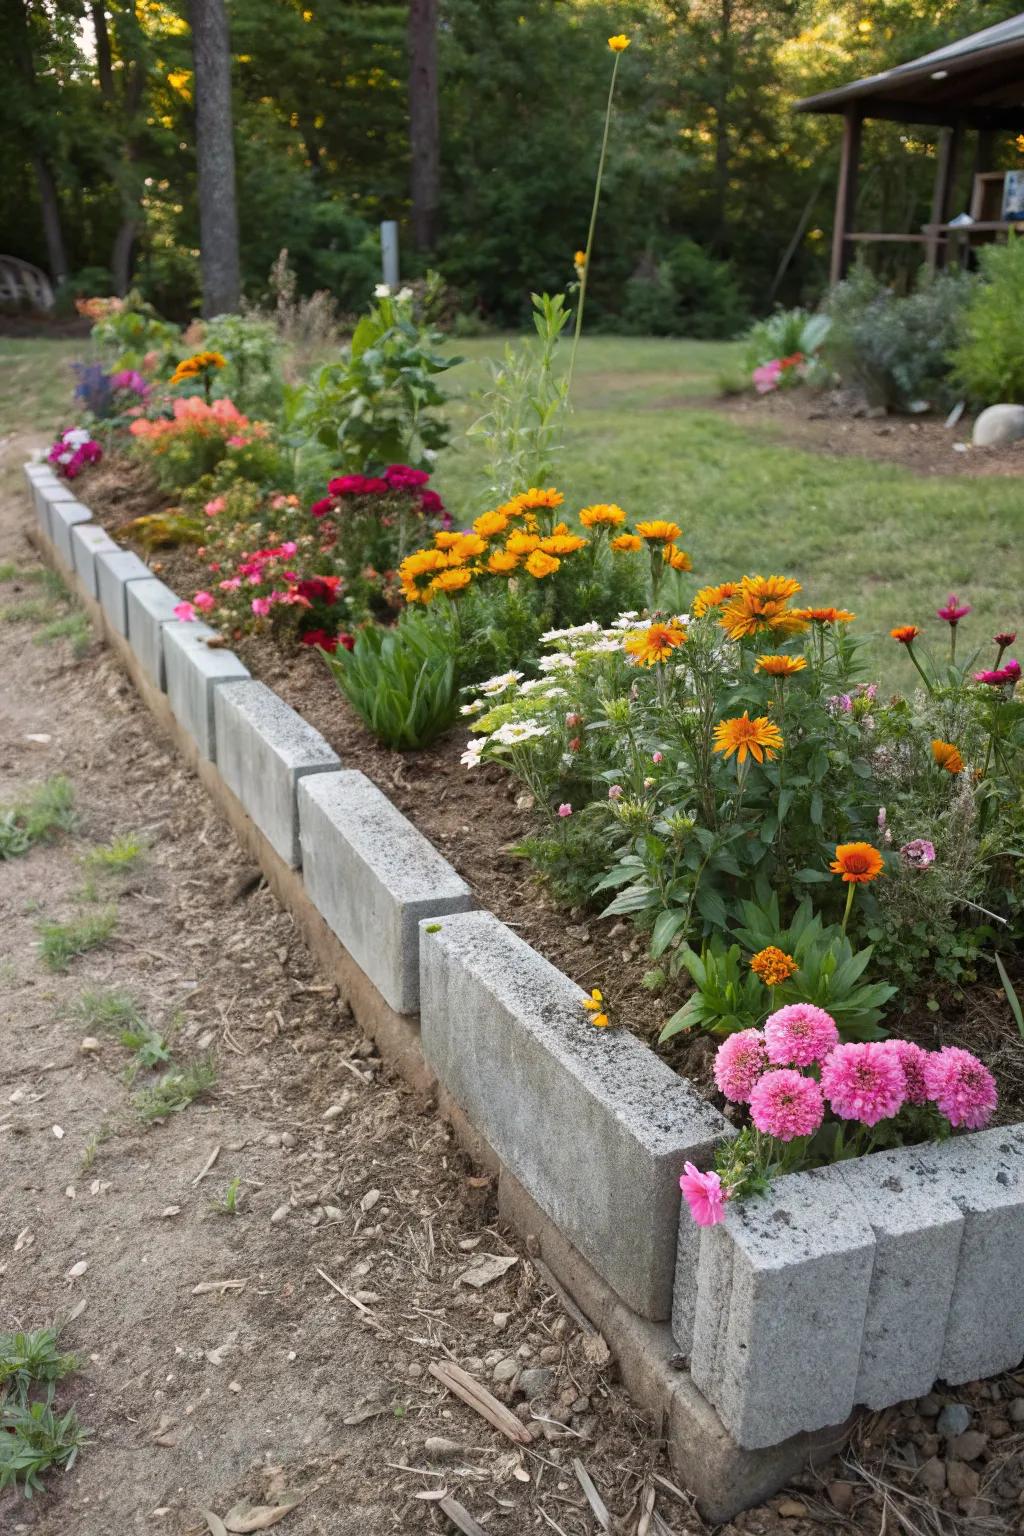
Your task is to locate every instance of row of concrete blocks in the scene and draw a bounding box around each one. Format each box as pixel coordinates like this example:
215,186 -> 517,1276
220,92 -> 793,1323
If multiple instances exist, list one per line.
25,463 -> 1024,1453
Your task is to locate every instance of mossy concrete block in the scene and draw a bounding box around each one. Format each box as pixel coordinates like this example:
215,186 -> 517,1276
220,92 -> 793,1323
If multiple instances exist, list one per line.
126,577 -> 183,689
689,1166 -> 875,1448
95,549 -> 153,637
47,499 -> 93,568
419,910 -> 731,1320
163,621 -> 250,761
70,522 -> 120,599
298,770 -> 474,1014
213,680 -> 340,868
915,1126 -> 1024,1384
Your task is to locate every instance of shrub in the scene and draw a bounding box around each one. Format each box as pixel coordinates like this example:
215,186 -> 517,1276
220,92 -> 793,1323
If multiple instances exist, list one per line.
199,312 -> 284,418
322,610 -> 459,750
950,231 -> 1024,405
740,307 -> 831,381
620,241 -> 748,339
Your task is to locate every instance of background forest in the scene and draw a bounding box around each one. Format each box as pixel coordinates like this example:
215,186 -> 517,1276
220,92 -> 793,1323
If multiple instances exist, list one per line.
4,0 -> 1024,330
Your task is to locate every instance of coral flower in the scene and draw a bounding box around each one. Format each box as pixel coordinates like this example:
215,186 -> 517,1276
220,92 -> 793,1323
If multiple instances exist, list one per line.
635,519 -> 681,544
829,842 -> 884,883
692,582 -> 740,616
931,739 -> 964,774
796,607 -> 856,624
679,1162 -> 726,1226
712,711 -> 783,765
579,503 -> 626,528
558,803 -> 572,818
749,1070 -> 824,1141
750,946 -> 799,987
474,510 -> 509,538
937,594 -> 971,625
821,1041 -> 905,1126
924,1046 -> 997,1129
713,1029 -> 768,1103
608,34 -> 631,51
763,1004 -> 839,1067
610,533 -> 642,553
624,620 -> 687,666
755,654 -> 807,676
890,625 -> 920,645
662,545 -> 693,572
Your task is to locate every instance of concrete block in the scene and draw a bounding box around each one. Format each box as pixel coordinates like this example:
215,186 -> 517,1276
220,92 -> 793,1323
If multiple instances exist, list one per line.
68,521 -> 119,598
48,500 -> 94,569
163,621 -> 250,760
419,910 -> 731,1319
689,1166 -> 875,1448
213,680 -> 340,867
126,577 -> 183,689
32,478 -> 75,538
95,549 -> 153,636
298,770 -> 474,1014
836,1148 -> 963,1409
915,1126 -> 1024,1383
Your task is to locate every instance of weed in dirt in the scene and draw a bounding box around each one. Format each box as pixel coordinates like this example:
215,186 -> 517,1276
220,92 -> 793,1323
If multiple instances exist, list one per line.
0,776 -> 75,860
0,1326 -> 91,1498
119,1021 -> 172,1079
32,611 -> 91,658
0,596 -> 60,624
82,833 -> 147,875
38,908 -> 117,971
211,1176 -> 244,1215
0,1329 -> 78,1400
133,1057 -> 216,1122
70,987 -> 143,1032
79,1121 -> 112,1171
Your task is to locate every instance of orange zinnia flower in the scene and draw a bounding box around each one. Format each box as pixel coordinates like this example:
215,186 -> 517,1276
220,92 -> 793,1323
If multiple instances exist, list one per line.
507,487 -> 564,515
830,842 -> 884,883
579,503 -> 626,528
755,654 -> 807,676
712,711 -> 783,765
610,533 -> 642,553
429,567 -> 473,596
473,509 -> 509,538
692,582 -> 739,617
720,594 -> 807,642
448,532 -> 487,562
890,625 -> 920,645
635,519 -> 681,544
796,606 -> 856,625
750,946 -> 799,986
932,739 -> 964,774
525,549 -> 560,578
486,550 -> 519,574
662,545 -> 693,572
624,620 -> 687,666
541,532 -> 587,556
506,529 -> 541,555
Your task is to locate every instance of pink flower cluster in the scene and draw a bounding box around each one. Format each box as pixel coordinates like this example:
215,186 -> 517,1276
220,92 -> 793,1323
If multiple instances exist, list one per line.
752,352 -> 805,394
974,659 -> 1020,688
310,463 -> 447,520
48,427 -> 103,480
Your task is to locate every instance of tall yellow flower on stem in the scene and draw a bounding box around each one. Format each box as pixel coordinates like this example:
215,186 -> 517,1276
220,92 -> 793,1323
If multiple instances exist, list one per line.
608,34 -> 631,52
712,711 -> 783,766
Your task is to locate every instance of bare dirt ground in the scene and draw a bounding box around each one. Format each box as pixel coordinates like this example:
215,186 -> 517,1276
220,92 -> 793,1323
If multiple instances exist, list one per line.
3,440 -> 1024,1536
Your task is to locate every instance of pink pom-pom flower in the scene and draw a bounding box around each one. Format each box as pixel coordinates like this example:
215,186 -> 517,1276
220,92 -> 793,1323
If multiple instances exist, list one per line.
820,1041 -> 906,1127
713,1029 -> 768,1103
887,1039 -> 930,1105
749,1069 -> 824,1141
924,1046 -> 998,1129
680,1162 -> 727,1226
763,1003 -> 839,1067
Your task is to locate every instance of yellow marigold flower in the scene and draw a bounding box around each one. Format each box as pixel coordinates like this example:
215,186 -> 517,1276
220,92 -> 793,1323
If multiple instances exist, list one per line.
932,739 -> 964,774
541,532 -> 587,556
755,654 -> 807,676
590,1012 -> 610,1029
400,546 -> 451,602
429,567 -> 473,596
506,529 -> 541,555
750,946 -> 799,987
635,519 -> 681,544
692,582 -> 739,616
525,549 -> 560,579
448,532 -> 488,562
579,502 -> 626,528
610,533 -> 642,553
794,606 -> 856,625
712,711 -> 783,765
608,34 -> 630,51
487,550 -> 519,575
473,509 -> 508,538
624,620 -> 687,666
662,545 -> 693,572
434,531 -> 462,550
830,842 -> 884,883
743,574 -> 802,604
507,487 -> 564,515
720,591 -> 808,642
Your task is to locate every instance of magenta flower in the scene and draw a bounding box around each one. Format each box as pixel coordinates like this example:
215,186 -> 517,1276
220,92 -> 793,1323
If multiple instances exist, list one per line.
937,593 -> 971,626
713,1029 -> 768,1103
821,1041 -> 905,1126
752,359 -> 783,395
749,1070 -> 824,1141
924,1046 -> 997,1129
173,600 -> 197,622
974,659 -> 1021,686
310,496 -> 334,518
994,631 -> 1016,649
763,1004 -> 839,1068
557,803 -> 572,818
193,591 -> 215,612
900,838 -> 936,869
886,1040 -> 930,1105
680,1162 -> 727,1226
251,596 -> 272,617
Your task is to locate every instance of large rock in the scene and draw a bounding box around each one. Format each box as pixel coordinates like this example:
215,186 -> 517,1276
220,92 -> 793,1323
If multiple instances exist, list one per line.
972,403 -> 1024,448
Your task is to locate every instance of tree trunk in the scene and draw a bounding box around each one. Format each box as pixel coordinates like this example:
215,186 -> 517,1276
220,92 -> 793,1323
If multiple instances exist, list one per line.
12,0 -> 69,283
91,3 -> 114,99
408,0 -> 440,252
32,154 -> 69,284
111,217 -> 137,294
189,0 -> 240,314
711,0 -> 733,252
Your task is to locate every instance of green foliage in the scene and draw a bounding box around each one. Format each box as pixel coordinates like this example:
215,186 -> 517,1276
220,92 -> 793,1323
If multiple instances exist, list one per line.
322,612 -> 459,750
741,308 -> 831,372
950,231 -> 1024,405
212,1177 -> 244,1215
133,1058 -> 217,1123
70,988 -> 144,1033
32,611 -> 91,659
91,292 -> 181,374
0,1327 -> 90,1499
823,263 -> 974,410
0,1330 -> 78,1402
202,312 -> 284,417
0,777 -> 75,860
620,241 -> 748,340
82,835 -> 147,874
658,940 -> 764,1039
38,909 -> 117,971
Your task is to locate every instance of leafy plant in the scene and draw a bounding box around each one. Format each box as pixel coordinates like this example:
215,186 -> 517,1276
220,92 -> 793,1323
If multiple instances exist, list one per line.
322,611 -> 458,750
212,1177 -> 244,1215
0,1330 -> 78,1402
133,1058 -> 216,1123
38,909 -> 117,971
951,230 -> 1024,405
70,987 -> 143,1032
0,777 -> 75,860
0,1326 -> 90,1499
741,307 -> 830,373
82,834 -> 147,874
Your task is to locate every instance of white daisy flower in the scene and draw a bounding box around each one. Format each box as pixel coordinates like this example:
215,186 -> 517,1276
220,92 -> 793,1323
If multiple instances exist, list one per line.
583,637 -> 623,654
374,282 -> 391,298
611,611 -> 640,628
396,286 -> 414,301
479,670 -> 524,696
538,652 -> 576,673
461,737 -> 487,767
492,720 -> 550,746
460,700 -> 486,716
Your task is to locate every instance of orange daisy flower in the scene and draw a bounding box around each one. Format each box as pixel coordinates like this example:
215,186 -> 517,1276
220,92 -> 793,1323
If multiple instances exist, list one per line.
610,533 -> 642,553
890,625 -> 920,645
755,654 -> 807,676
720,594 -> 807,642
692,582 -> 739,617
623,620 -> 687,667
796,607 -> 856,625
525,549 -> 560,579
506,487 -> 564,515
743,574 -> 803,604
540,532 -> 588,557
506,529 -> 541,555
830,843 -> 884,883
932,739 -> 964,774
662,545 -> 693,572
486,550 -> 519,575
635,519 -> 681,544
579,503 -> 626,528
473,509 -> 509,538
429,567 -> 473,597
712,711 -> 783,765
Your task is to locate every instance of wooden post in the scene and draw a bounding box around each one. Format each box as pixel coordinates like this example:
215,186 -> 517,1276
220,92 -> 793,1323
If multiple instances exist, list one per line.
830,108 -> 863,285
927,125 -> 961,270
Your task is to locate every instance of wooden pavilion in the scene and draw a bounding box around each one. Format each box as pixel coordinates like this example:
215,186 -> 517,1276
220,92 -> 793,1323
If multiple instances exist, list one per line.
794,13 -> 1024,284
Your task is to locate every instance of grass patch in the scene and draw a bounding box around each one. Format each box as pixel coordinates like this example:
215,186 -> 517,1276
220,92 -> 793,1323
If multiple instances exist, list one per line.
0,1326 -> 91,1497
133,1057 -> 216,1123
70,987 -> 143,1032
38,909 -> 117,971
81,834 -> 147,874
33,611 -> 91,659
0,777 -> 75,861
211,1176 -> 244,1215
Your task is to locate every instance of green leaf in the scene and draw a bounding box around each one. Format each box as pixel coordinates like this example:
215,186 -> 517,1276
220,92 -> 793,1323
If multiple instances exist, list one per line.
995,951 -> 1024,1040
695,885 -> 729,930
650,908 -> 687,959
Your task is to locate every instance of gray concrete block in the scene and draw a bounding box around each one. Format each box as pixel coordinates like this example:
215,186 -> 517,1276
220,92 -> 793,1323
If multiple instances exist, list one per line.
69,522 -> 120,599
689,1166 -> 875,1448
298,771 -> 474,1014
45,498 -> 93,569
95,549 -> 153,636
163,621 -> 250,760
213,680 -> 340,867
915,1127 -> 1024,1384
31,477 -> 73,538
126,577 -> 183,689
419,910 -> 731,1319
836,1149 -> 964,1410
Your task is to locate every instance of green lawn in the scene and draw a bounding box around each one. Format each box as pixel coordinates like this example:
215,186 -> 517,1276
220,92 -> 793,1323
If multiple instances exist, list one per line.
3,332 -> 1021,679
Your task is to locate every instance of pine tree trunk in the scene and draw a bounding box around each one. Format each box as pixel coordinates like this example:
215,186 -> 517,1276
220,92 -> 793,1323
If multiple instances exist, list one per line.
189,0 -> 240,314
408,0 -> 440,252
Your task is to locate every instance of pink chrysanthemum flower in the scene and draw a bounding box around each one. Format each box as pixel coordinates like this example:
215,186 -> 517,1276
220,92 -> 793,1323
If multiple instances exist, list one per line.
924,1046 -> 998,1130
679,1162 -> 726,1226
763,1003 -> 839,1067
821,1041 -> 906,1126
713,1029 -> 768,1103
887,1039 -> 930,1105
749,1070 -> 824,1141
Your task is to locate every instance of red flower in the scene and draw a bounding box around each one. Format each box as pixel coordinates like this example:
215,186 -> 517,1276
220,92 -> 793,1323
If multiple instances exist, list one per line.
420,489 -> 445,515
994,631 -> 1017,648
295,575 -> 341,605
300,628 -> 355,654
310,496 -> 335,518
338,631 -> 355,651
779,351 -> 805,370
937,593 -> 971,626
385,464 -> 430,489
327,474 -> 389,496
